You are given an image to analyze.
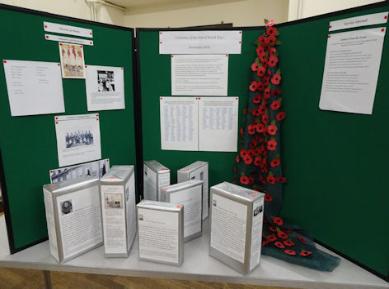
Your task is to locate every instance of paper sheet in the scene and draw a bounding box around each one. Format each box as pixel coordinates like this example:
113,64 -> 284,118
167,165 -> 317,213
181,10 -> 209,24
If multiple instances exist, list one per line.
44,21 -> 93,38
329,12 -> 388,31
199,97 -> 238,152
3,60 -> 64,116
160,30 -> 242,54
45,34 -> 93,46
85,65 -> 125,111
160,97 -> 198,151
59,42 -> 86,78
55,113 -> 102,166
319,28 -> 386,114
171,55 -> 228,96
49,159 -> 110,184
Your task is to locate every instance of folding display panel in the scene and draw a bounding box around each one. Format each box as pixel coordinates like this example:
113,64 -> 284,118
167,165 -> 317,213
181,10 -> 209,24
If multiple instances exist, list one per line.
137,2 -> 389,279
0,4 -> 137,253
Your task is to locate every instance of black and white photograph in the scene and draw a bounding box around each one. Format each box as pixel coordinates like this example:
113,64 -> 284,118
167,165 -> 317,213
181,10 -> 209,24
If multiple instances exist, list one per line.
97,70 -> 115,92
55,113 -> 102,167
105,193 -> 123,209
85,65 -> 125,111
61,200 -> 73,215
49,159 -> 110,184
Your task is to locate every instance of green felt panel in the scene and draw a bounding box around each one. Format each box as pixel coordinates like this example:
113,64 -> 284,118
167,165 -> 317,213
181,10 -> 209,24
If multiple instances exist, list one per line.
0,7 -> 136,251
138,3 -> 389,278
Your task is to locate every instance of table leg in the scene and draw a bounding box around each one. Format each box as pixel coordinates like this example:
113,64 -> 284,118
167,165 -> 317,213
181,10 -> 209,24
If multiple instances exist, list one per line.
43,270 -> 52,289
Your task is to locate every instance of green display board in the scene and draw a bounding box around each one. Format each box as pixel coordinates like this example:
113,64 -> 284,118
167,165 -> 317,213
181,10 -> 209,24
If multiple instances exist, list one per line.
138,2 -> 389,279
0,5 -> 136,253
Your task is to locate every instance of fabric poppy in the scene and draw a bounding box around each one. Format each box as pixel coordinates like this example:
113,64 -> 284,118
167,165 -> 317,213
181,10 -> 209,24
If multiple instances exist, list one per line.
247,124 -> 256,135
268,55 -> 278,67
258,35 -> 266,44
257,81 -> 265,91
253,94 -> 261,104
252,108 -> 260,117
254,156 -> 262,166
240,175 -> 250,185
272,216 -> 284,226
297,235 -> 307,244
277,230 -> 288,239
258,105 -> 266,115
268,35 -> 277,46
274,241 -> 285,249
271,159 -> 281,168
259,53 -> 267,63
267,139 -> 277,151
276,111 -> 286,121
239,149 -> 248,158
251,62 -> 259,72
256,123 -> 265,133
300,250 -> 313,257
267,124 -> 278,135
256,45 -> 265,56
267,175 -> 276,184
257,65 -> 267,77
270,100 -> 281,110
271,73 -> 281,85
266,26 -> 278,36
273,88 -> 282,96
268,226 -> 277,232
264,87 -> 271,99
249,81 -> 258,92
283,239 -> 295,247
243,155 -> 253,165
284,249 -> 297,256
269,47 -> 277,55
264,193 -> 273,202
277,176 -> 287,183
262,114 -> 269,125
267,234 -> 277,242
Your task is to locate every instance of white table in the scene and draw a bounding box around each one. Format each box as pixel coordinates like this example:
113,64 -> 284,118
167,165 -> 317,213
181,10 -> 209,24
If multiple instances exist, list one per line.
0,221 -> 387,289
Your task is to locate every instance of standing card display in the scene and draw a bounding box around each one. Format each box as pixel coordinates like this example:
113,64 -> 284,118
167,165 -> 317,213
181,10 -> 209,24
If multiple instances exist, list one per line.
137,200 -> 184,266
143,160 -> 170,201
209,182 -> 264,274
177,161 -> 209,220
100,165 -> 136,257
42,177 -> 103,263
160,180 -> 203,242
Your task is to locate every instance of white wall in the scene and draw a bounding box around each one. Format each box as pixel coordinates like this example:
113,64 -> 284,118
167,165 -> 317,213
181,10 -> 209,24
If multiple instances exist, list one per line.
288,0 -> 383,20
123,0 -> 289,28
0,0 -> 124,25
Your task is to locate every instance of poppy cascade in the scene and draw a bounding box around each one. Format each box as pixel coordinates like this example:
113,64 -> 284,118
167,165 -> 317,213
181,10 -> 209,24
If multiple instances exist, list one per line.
234,20 -> 340,271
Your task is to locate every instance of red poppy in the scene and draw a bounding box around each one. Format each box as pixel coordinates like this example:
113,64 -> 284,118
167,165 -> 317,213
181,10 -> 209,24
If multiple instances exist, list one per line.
284,249 -> 297,256
248,124 -> 256,135
273,88 -> 281,96
267,139 -> 277,151
270,100 -> 281,110
256,46 -> 265,56
243,155 -> 253,165
268,35 -> 277,46
256,123 -> 265,133
249,81 -> 258,92
277,230 -> 288,239
267,234 -> 277,242
259,53 -> 267,63
297,235 -> 307,244
257,81 -> 265,91
254,157 -> 262,166
271,73 -> 281,85
264,36 -> 270,46
271,159 -> 280,168
253,94 -> 261,104
266,26 -> 278,36
247,149 -> 255,156
272,216 -> 284,226
283,239 -> 295,247
277,176 -> 287,183
240,175 -> 250,185
259,175 -> 266,184
267,124 -> 277,135
258,105 -> 266,115
274,241 -> 285,249
300,250 -> 312,257
258,35 -> 266,44
263,76 -> 270,87
240,149 -> 248,158
251,62 -> 259,72
257,65 -> 266,77
269,47 -> 277,55
252,109 -> 260,117
264,193 -> 273,202
267,175 -> 276,184
268,55 -> 278,67
268,226 -> 277,232
276,111 -> 286,121
262,114 -> 269,124
264,87 -> 271,99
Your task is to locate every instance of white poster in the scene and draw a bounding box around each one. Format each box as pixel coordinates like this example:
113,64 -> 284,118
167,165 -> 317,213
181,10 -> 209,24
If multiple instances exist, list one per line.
3,60 -> 64,116
44,21 -> 93,38
160,30 -> 242,54
319,28 -> 386,114
55,113 -> 102,166
85,65 -> 125,111
59,42 -> 86,79
160,97 -> 198,151
329,12 -> 388,31
45,34 -> 93,46
199,97 -> 238,152
49,159 -> 110,184
171,55 -> 228,96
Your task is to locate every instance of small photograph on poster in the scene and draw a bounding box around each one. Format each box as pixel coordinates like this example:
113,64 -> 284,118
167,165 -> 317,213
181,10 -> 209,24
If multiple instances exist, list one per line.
85,65 -> 125,111
49,159 -> 110,184
59,42 -> 85,78
55,114 -> 101,167
61,200 -> 73,215
104,193 -> 123,209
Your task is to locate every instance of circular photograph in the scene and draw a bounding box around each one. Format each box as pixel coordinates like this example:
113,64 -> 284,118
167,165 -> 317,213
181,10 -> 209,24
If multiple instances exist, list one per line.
61,200 -> 73,215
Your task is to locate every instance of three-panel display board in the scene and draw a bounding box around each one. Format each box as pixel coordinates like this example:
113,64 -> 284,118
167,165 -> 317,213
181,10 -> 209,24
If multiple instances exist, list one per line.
0,1 -> 388,281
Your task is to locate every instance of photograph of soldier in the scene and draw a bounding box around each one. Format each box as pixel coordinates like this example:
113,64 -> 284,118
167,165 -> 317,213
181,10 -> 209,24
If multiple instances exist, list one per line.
65,130 -> 94,148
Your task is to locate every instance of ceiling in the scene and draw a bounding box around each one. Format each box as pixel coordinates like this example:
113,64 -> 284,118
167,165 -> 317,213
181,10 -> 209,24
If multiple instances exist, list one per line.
107,0 -> 244,14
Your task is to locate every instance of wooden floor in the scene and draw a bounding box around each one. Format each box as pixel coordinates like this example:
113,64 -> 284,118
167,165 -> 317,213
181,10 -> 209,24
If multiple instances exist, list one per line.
0,268 -> 297,289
